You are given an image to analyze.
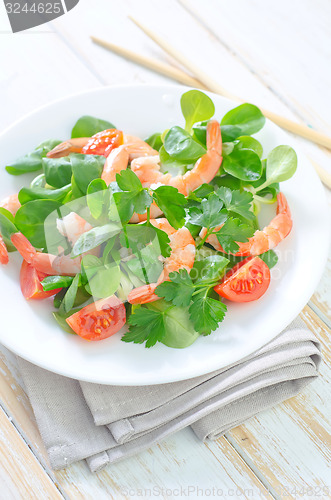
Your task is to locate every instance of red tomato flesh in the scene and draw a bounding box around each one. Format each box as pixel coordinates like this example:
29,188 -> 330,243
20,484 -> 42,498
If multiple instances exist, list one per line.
20,260 -> 62,300
66,296 -> 126,341
214,257 -> 270,302
81,129 -> 123,157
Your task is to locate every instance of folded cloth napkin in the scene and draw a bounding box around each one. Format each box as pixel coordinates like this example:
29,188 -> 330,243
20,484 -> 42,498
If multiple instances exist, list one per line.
17,317 -> 321,472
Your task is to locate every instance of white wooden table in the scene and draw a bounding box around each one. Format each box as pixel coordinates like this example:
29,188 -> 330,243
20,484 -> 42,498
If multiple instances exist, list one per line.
0,1 -> 330,498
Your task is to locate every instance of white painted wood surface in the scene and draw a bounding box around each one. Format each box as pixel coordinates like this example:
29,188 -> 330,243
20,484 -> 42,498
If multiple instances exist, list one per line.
0,1 -> 330,498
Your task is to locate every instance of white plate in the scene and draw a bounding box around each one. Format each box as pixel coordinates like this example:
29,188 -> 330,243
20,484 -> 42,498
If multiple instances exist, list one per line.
0,85 -> 329,385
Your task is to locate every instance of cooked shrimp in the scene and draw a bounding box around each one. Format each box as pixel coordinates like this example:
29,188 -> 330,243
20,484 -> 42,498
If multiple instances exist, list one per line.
130,120 -> 222,196
123,134 -> 147,145
46,138 -> 90,158
56,212 -> 93,246
123,136 -> 158,160
0,193 -> 21,265
129,203 -> 163,223
57,211 -> 100,258
11,212 -> 97,275
130,155 -> 162,188
101,142 -> 158,185
101,146 -> 130,185
11,232 -> 82,276
201,192 -> 292,256
0,193 -> 21,216
0,236 -> 8,265
127,218 -> 196,304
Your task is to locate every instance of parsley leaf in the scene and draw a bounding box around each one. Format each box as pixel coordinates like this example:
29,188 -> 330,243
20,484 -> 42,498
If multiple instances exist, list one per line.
123,307 -> 166,348
156,264 -> 229,336
156,269 -> 195,307
216,187 -> 255,220
216,217 -> 254,253
150,223 -> 172,258
123,300 -> 199,348
188,193 -> 227,228
189,291 -> 227,335
114,170 -> 152,222
153,185 -> 187,229
116,168 -> 142,192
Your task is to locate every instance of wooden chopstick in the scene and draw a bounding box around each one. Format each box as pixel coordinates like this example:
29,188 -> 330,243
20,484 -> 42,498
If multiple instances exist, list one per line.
90,33 -> 331,189
128,16 -> 331,154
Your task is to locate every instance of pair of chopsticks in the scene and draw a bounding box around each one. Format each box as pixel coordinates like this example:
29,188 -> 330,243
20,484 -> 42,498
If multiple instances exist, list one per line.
91,17 -> 331,189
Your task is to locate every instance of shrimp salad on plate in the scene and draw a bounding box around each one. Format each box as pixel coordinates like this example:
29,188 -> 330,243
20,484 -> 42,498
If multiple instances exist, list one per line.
0,90 -> 297,348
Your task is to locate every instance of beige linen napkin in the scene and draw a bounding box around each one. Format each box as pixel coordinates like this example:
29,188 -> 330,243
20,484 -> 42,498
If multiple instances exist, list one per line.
17,317 -> 321,472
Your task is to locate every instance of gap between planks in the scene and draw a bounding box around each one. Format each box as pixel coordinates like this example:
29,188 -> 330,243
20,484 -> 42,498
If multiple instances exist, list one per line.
0,407 -> 66,500
221,435 -> 282,500
203,439 -> 276,499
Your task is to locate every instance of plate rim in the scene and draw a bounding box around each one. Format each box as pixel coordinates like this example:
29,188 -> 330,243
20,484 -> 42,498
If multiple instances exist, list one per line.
0,83 -> 330,385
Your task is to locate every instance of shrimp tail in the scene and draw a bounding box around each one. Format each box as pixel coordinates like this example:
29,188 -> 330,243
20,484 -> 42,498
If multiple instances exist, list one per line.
277,192 -> 291,218
0,235 -> 9,265
11,232 -> 56,275
11,232 -> 37,262
46,138 -> 89,159
207,118 -> 223,153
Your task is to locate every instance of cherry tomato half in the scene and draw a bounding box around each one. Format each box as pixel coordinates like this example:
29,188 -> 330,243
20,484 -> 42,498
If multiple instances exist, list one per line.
20,260 -> 62,300
66,295 -> 126,341
214,257 -> 270,302
81,129 -> 123,157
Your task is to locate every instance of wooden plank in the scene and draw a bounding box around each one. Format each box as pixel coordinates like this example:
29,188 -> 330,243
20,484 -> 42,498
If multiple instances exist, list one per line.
0,350 -> 49,460
0,409 -> 64,500
49,0 -> 171,87
226,306 -> 331,495
310,258 -> 331,324
0,33 -> 100,132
